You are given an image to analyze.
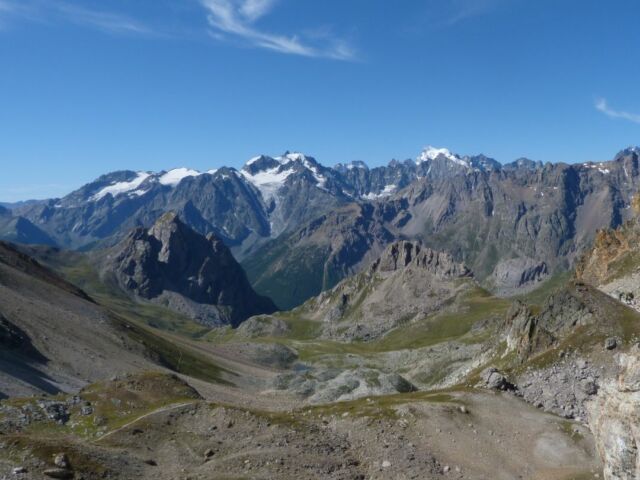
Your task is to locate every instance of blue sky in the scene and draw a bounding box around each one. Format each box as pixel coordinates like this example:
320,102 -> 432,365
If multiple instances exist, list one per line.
1,0 -> 640,201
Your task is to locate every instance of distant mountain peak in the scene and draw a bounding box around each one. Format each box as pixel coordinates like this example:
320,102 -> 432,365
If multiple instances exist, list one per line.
240,151 -> 327,201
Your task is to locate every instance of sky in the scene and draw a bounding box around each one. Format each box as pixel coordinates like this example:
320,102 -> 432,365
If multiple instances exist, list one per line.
1,0 -> 640,201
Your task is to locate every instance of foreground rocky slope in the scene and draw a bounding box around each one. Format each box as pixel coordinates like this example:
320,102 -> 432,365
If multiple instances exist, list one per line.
101,212 -> 277,327
0,372 -> 601,480
0,242 -> 153,398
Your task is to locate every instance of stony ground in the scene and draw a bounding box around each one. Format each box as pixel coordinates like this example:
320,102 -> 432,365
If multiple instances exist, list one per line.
0,373 -> 601,480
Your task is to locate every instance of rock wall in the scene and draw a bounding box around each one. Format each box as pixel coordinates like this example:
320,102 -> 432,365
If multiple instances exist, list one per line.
588,352 -> 640,479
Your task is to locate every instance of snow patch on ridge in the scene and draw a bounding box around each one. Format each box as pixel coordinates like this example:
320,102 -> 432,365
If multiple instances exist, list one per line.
240,166 -> 295,201
582,162 -> 611,175
363,184 -> 397,200
159,168 -> 202,186
92,172 -> 151,200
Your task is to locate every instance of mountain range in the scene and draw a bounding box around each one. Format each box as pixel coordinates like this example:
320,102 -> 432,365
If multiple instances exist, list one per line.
1,181 -> 640,478
2,145 -> 639,309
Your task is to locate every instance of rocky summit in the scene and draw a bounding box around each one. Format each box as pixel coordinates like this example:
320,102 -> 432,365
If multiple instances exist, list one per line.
102,212 -> 277,326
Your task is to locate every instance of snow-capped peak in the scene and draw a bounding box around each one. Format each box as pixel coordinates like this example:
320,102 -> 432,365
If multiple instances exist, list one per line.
245,155 -> 270,166
280,152 -> 306,162
416,146 -> 468,167
240,151 -> 327,201
240,162 -> 295,201
242,152 -> 311,171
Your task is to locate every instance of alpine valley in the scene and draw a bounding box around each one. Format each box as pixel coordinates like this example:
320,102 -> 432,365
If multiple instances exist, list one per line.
2,145 -> 640,479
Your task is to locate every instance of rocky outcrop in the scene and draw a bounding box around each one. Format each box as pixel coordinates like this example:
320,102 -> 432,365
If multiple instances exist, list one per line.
588,352 -> 640,479
301,241 -> 473,341
236,316 -> 290,338
503,287 -> 594,362
499,282 -> 638,420
372,241 -> 471,277
479,367 -> 515,391
576,223 -> 640,287
103,212 -> 277,327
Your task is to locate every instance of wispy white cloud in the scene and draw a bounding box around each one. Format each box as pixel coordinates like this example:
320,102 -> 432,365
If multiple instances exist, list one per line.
445,0 -> 505,26
239,0 -> 277,22
200,0 -> 355,60
53,2 -> 152,35
595,98 -> 640,124
0,0 -> 152,36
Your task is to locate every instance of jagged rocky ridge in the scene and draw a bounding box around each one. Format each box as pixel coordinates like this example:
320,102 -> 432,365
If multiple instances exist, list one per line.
101,212 -> 276,327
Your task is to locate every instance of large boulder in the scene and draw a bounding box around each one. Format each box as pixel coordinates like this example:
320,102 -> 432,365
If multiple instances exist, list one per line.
479,367 -> 514,391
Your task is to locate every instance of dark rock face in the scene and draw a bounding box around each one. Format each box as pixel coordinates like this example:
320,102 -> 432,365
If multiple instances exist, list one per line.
104,212 -> 277,327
